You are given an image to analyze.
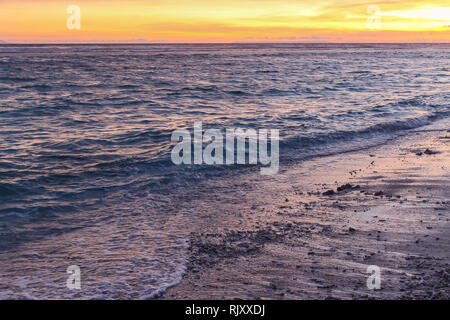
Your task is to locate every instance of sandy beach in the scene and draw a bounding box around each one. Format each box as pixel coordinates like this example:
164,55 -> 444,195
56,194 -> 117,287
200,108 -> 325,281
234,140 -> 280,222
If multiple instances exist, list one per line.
162,118 -> 450,300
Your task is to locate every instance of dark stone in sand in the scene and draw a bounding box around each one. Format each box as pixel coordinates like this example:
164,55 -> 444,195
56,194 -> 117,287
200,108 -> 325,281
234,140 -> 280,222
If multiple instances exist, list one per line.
322,189 -> 335,196
349,227 -> 356,232
416,148 -> 439,156
337,183 -> 353,192
424,148 -> 438,155
374,191 -> 384,196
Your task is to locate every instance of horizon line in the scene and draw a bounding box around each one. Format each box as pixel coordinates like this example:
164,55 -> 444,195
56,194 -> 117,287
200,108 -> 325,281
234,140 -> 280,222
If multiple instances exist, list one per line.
1,41 -> 450,45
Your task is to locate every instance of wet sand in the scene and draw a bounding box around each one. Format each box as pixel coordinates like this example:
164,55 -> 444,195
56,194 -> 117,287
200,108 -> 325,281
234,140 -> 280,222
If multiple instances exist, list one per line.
162,119 -> 450,300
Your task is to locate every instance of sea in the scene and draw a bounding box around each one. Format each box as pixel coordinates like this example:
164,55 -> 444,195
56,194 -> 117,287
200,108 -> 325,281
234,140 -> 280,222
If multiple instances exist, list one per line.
0,43 -> 448,298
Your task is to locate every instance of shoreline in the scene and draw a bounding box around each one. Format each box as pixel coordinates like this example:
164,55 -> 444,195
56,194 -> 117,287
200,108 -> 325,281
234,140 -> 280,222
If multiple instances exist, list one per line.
162,118 -> 450,299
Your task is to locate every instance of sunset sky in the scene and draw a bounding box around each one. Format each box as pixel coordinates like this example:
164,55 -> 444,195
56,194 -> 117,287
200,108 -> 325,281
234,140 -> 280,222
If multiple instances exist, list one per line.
1,0 -> 449,43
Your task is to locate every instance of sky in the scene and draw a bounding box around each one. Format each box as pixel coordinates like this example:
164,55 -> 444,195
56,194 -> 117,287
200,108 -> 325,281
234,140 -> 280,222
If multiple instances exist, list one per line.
1,0 -> 449,43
